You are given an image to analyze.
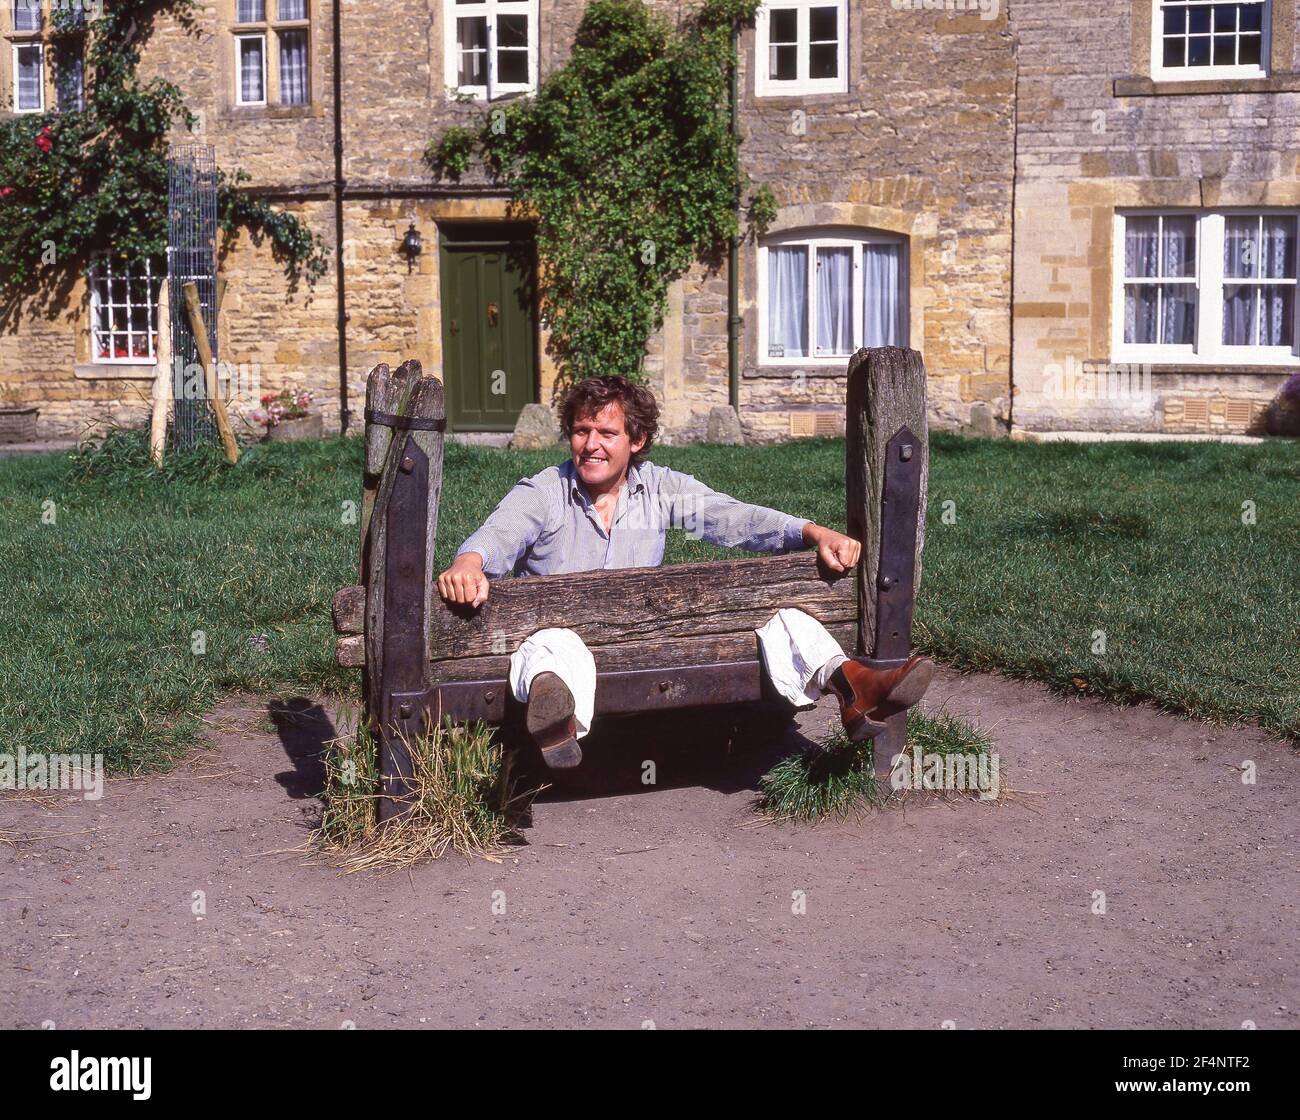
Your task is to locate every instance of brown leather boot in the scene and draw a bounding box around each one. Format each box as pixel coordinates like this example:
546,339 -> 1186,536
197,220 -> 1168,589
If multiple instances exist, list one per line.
526,671 -> 583,769
827,655 -> 935,742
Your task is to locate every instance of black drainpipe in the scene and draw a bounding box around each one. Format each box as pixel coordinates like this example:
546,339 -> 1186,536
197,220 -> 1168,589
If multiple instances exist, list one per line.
727,18 -> 740,410
332,0 -> 350,434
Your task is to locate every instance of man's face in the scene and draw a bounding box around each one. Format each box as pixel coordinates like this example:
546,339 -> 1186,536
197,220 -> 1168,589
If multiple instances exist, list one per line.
570,401 -> 646,494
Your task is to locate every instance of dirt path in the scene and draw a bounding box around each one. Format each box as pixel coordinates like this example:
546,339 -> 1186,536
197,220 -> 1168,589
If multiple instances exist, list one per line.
2,669 -> 1296,1029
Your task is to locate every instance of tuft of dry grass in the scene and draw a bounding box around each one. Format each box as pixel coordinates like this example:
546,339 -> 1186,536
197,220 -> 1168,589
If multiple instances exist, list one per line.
310,716 -> 540,872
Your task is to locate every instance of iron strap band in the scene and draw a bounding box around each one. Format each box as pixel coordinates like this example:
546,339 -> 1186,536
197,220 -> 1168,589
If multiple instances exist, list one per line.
364,409 -> 446,432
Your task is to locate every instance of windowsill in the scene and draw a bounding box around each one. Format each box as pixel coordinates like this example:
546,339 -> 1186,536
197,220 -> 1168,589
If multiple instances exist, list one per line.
75,363 -> 159,380
1114,73 -> 1300,96
217,102 -> 321,121
751,87 -> 851,103
1096,361 -> 1299,374
745,364 -> 852,379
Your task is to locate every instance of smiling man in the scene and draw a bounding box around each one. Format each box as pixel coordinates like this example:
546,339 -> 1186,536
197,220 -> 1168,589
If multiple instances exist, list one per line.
438,376 -> 932,769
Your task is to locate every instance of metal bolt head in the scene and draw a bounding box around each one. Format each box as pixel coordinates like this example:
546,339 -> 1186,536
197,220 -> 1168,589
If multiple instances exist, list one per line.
880,575 -> 894,590
400,456 -> 415,473
901,444 -> 914,462
398,702 -> 413,719
659,680 -> 671,693
483,690 -> 496,703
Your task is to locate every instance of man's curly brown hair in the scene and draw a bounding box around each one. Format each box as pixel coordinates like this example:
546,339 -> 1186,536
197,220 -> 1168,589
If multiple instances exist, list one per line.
560,376 -> 660,465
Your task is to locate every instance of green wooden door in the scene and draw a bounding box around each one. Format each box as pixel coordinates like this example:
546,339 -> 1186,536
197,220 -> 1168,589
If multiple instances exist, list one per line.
440,230 -> 537,431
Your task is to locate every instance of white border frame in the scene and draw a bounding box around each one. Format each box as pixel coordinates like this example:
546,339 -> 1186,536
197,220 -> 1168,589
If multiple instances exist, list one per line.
443,0 -> 538,102
1150,0 -> 1271,82
1112,208 -> 1300,365
88,257 -> 163,366
755,0 -> 848,97
234,31 -> 268,106
757,226 -> 909,367
12,41 -> 44,113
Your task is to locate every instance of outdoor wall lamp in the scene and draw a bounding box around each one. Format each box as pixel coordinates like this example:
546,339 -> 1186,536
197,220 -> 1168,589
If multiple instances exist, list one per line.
400,223 -> 423,272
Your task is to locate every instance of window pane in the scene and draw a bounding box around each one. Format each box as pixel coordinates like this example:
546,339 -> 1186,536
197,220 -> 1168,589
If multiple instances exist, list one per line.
1260,216 -> 1297,279
56,46 -> 85,112
278,0 -> 307,19
13,0 -> 40,32
16,44 -> 42,111
497,49 -> 528,85
1240,3 -> 1263,32
457,17 -> 487,86
809,6 -> 838,41
1163,38 -> 1185,67
1163,5 -> 1186,33
815,247 -> 852,355
89,259 -> 159,362
239,37 -> 265,101
863,242 -> 904,348
1239,33 -> 1261,65
767,246 -> 807,359
1161,285 -> 1197,344
1161,216 -> 1196,278
237,0 -> 265,22
770,9 -> 797,43
1188,35 -> 1212,65
1222,283 -> 1257,344
771,43 -> 797,81
1124,284 -> 1158,344
279,29 -> 308,104
1213,6 -> 1237,31
809,43 -> 837,79
1188,6 -> 1211,34
1213,35 -> 1236,65
1124,217 -> 1159,278
497,13 -> 528,48
1259,286 -> 1295,346
1223,216 -> 1258,278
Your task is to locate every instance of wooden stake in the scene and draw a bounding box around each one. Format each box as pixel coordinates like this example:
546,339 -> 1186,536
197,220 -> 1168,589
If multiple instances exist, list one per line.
182,281 -> 240,465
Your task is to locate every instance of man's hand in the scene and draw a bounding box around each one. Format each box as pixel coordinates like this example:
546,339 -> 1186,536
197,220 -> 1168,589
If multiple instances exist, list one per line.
437,552 -> 490,608
802,523 -> 862,574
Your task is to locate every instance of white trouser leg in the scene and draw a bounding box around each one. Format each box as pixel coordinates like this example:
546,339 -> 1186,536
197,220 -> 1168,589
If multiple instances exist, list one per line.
508,627 -> 597,739
754,607 -> 848,708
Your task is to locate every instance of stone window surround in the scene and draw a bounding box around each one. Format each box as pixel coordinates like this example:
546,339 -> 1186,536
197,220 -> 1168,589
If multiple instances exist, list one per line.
1,1 -> 84,116
741,202 -> 932,379
218,0 -> 321,120
1119,0 -> 1298,95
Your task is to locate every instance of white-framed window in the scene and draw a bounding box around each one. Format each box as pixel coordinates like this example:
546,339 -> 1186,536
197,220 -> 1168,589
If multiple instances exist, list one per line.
12,0 -> 41,33
235,32 -> 267,104
89,257 -> 164,364
444,0 -> 538,101
233,0 -> 310,107
12,39 -> 42,111
1152,1 -> 1269,80
54,40 -> 83,110
1113,210 -> 1298,364
758,228 -> 907,364
755,1 -> 847,97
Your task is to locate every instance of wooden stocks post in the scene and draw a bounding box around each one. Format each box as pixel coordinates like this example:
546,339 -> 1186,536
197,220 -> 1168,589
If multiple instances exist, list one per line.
845,347 -> 929,781
360,361 -> 445,823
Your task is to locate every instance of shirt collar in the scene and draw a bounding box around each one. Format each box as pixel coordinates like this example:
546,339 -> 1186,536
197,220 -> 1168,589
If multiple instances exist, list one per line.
567,460 -> 646,503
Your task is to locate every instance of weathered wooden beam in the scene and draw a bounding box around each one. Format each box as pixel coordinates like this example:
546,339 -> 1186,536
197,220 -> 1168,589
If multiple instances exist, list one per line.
845,345 -> 928,775
332,585 -> 365,635
360,360 -> 445,824
428,551 -> 853,660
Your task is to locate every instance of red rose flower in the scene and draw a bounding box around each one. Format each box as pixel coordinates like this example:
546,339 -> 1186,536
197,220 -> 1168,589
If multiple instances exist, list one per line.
0,187 -> 12,198
36,136 -> 52,154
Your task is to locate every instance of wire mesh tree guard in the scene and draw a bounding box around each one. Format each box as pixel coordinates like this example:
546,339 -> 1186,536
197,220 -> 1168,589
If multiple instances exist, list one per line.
167,144 -> 219,451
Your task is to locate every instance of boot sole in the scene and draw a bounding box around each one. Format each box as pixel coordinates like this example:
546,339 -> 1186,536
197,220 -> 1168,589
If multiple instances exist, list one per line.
526,672 -> 582,770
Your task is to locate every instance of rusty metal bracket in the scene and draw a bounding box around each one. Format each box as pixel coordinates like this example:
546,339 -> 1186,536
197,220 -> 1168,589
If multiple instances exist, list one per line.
866,425 -> 922,669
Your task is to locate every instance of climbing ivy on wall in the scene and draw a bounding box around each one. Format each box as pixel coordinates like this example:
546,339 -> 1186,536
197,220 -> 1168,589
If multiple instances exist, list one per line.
0,0 -> 327,319
427,0 -> 775,386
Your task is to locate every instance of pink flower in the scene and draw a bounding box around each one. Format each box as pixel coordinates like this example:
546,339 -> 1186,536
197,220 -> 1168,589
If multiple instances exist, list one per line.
0,187 -> 12,198
35,127 -> 52,154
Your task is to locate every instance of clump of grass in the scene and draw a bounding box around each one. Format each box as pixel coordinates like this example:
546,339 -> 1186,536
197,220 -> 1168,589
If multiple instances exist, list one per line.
312,716 -> 539,871
756,708 -> 998,822
756,724 -> 880,823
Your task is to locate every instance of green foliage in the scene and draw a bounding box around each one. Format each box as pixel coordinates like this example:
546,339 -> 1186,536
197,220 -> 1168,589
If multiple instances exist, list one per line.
426,0 -> 766,385
0,1 -> 325,313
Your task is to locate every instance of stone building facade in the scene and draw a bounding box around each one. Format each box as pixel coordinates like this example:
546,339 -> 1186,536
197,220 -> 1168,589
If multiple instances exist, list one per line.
0,1 -> 1292,442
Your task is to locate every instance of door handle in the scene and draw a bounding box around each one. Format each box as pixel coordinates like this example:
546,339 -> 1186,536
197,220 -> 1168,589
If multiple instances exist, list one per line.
487,302 -> 499,327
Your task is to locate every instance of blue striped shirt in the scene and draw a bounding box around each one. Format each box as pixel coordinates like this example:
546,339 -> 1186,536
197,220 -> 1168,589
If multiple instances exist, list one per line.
456,459 -> 811,578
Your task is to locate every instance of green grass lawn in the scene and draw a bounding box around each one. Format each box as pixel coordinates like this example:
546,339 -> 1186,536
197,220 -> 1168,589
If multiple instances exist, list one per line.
1,430 -> 1296,772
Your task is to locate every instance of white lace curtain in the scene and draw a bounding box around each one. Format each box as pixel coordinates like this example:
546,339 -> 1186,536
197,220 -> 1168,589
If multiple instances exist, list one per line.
767,246 -> 807,358
1224,216 -> 1296,347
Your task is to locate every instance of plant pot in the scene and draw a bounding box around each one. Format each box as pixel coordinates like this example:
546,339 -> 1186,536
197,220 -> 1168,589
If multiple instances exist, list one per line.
264,413 -> 323,442
1264,400 -> 1300,438
0,406 -> 39,443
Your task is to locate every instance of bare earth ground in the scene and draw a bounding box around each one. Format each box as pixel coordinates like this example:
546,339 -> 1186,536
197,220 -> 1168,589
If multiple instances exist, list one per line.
2,667 -> 1296,1030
